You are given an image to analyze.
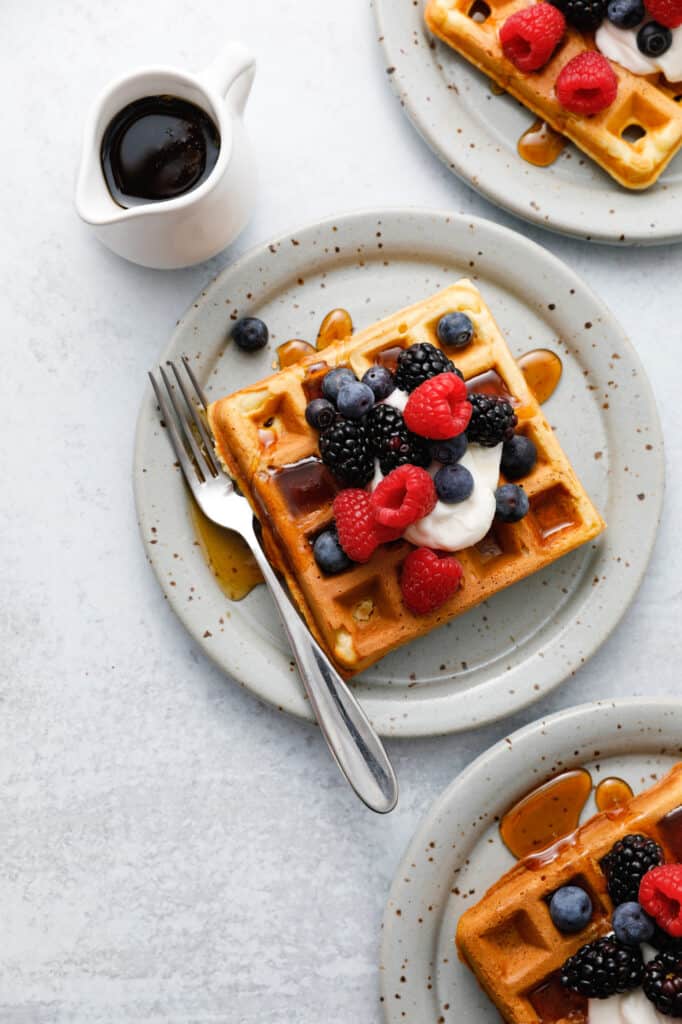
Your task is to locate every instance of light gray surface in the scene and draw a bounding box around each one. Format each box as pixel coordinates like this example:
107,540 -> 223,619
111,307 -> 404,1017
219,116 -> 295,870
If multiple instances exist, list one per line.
1,1 -> 680,1023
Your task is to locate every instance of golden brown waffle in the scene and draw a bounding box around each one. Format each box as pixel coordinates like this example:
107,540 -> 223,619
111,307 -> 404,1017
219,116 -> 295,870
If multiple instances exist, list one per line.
425,0 -> 682,189
456,763 -> 682,1024
207,280 -> 604,676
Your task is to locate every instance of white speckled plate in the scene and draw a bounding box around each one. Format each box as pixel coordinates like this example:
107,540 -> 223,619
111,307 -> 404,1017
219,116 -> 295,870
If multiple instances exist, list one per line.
380,698 -> 682,1022
133,209 -> 663,738
373,1 -> 682,244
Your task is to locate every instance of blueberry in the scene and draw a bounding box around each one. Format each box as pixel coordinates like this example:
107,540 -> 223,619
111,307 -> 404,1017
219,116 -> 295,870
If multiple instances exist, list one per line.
232,316 -> 269,352
321,367 -> 357,403
607,0 -> 644,27
305,398 -> 336,431
336,381 -> 375,420
437,312 -> 475,350
549,886 -> 593,934
638,20 -> 672,56
495,484 -> 529,522
501,435 -> 537,480
435,464 -> 474,503
313,530 -> 352,575
362,365 -> 395,400
613,902 -> 655,945
430,434 -> 469,465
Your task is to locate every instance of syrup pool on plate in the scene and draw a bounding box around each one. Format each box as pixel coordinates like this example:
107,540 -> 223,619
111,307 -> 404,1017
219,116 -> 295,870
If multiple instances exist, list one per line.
499,768 -> 593,860
190,500 -> 262,600
316,308 -> 353,349
517,119 -> 567,168
595,776 -> 634,814
517,349 -> 563,405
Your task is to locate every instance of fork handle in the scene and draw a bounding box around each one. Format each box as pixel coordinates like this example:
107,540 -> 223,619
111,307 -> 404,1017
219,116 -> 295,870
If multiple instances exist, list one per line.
242,523 -> 398,814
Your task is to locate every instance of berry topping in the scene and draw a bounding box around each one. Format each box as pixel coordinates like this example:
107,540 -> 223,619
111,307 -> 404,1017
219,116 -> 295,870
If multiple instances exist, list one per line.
362,365 -> 396,400
370,465 -> 437,529
434,463 -> 475,504
404,373 -> 472,440
333,489 -> 400,563
365,404 -> 431,475
232,316 -> 269,352
549,886 -> 593,934
556,51 -> 618,115
495,484 -> 530,523
549,0 -> 608,30
437,311 -> 476,350
651,925 -> 682,954
561,936 -> 644,999
640,866 -> 682,938
394,342 -> 459,393
319,417 -> 374,487
430,434 -> 468,465
305,397 -> 336,431
602,834 -> 665,906
501,434 -> 538,479
467,393 -> 518,447
321,367 -> 357,403
612,901 -> 655,945
638,20 -> 673,55
644,951 -> 682,1015
642,0 -> 682,27
312,529 -> 352,575
336,380 -> 375,420
607,0 -> 645,27
400,547 -> 463,615
500,3 -> 567,72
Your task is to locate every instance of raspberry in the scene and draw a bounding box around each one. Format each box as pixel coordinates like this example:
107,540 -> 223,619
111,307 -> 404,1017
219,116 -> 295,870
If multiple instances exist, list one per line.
370,465 -> 437,530
644,0 -> 682,27
556,51 -> 618,115
333,490 -> 400,563
400,547 -> 463,615
500,4 -> 566,72
640,866 -> 682,938
404,373 -> 472,440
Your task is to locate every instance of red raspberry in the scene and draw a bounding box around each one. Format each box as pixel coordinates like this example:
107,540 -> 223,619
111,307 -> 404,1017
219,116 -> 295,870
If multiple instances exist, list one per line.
333,489 -> 401,563
403,373 -> 472,440
644,0 -> 682,27
640,866 -> 682,938
499,4 -> 566,72
400,547 -> 463,615
556,51 -> 618,115
370,465 -> 437,530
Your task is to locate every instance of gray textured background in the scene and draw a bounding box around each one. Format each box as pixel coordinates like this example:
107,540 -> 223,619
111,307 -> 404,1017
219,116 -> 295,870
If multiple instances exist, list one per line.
1,1 -> 680,1021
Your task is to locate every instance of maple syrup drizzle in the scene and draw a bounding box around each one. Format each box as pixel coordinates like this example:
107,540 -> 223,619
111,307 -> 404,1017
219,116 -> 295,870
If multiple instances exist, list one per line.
595,776 -> 633,815
659,805 -> 682,860
517,119 -> 567,168
316,308 -> 353,349
190,499 -> 262,600
528,972 -> 588,1023
517,349 -> 563,405
500,768 -> 592,861
276,338 -> 316,367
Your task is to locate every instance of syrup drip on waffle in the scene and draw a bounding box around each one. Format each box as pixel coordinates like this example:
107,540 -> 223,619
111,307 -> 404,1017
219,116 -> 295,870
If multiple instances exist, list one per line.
595,776 -> 634,815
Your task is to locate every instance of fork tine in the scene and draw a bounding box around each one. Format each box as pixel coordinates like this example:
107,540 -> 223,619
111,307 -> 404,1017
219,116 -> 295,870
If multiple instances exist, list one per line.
169,360 -> 221,476
181,355 -> 209,410
158,364 -> 212,482
148,371 -> 203,491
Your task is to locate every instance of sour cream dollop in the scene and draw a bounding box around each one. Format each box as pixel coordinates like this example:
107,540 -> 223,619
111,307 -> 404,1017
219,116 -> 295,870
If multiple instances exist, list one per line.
596,19 -> 682,78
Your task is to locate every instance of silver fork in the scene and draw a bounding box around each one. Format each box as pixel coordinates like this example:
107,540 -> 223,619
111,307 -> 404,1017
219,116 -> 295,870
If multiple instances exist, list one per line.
149,358 -> 398,814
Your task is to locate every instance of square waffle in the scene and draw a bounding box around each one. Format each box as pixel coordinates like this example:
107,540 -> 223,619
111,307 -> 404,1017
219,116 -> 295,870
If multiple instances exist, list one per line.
456,762 -> 682,1023
207,279 -> 604,676
425,0 -> 682,189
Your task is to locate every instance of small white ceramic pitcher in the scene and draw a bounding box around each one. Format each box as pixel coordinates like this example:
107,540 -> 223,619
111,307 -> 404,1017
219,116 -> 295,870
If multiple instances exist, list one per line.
75,45 -> 257,269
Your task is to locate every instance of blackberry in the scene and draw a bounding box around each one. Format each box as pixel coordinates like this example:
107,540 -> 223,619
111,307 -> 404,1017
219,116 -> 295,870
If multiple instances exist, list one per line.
319,416 -> 374,487
561,936 -> 644,999
644,951 -> 682,1016
602,834 -> 664,906
467,393 -> 518,447
365,405 -> 430,475
650,926 -> 682,955
394,343 -> 460,393
549,0 -> 607,30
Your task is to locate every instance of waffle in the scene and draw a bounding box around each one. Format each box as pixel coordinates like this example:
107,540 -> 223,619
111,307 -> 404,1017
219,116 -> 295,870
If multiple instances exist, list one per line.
456,763 -> 682,1023
207,280 -> 604,676
425,0 -> 682,189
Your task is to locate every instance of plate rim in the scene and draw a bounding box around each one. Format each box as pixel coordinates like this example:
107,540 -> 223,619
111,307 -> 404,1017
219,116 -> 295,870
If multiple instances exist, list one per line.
134,206 -> 664,738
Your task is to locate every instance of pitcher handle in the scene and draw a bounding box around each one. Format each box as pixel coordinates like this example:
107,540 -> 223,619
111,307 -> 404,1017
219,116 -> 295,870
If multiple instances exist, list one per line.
199,43 -> 255,116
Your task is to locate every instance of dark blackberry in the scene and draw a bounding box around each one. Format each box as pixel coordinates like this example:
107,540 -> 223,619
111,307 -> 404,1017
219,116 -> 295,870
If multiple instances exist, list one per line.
549,0 -> 607,30
602,834 -> 664,906
467,393 -> 518,447
365,405 -> 431,475
394,343 -> 460,393
561,936 -> 643,999
651,926 -> 682,955
644,951 -> 682,1016
318,416 -> 374,487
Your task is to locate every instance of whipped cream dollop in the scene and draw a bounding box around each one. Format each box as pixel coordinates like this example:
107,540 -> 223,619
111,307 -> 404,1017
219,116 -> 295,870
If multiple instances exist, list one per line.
372,388 -> 502,552
588,988 -> 668,1023
596,19 -> 682,77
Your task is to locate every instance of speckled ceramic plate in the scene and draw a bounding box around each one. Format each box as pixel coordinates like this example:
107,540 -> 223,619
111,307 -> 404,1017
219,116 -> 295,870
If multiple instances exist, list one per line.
373,1 -> 682,244
380,698 -> 682,1022
134,209 -> 663,738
